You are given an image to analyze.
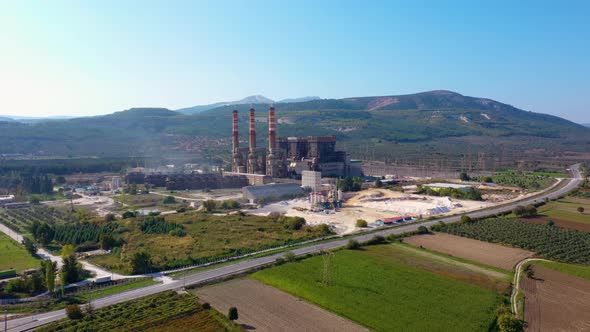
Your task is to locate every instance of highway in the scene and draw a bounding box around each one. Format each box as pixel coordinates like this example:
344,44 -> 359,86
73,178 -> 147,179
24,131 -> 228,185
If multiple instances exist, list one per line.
5,164 -> 583,331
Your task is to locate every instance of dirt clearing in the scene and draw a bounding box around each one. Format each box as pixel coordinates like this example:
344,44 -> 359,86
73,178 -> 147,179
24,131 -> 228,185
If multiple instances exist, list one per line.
522,265 -> 590,332
194,278 -> 368,332
404,233 -> 532,270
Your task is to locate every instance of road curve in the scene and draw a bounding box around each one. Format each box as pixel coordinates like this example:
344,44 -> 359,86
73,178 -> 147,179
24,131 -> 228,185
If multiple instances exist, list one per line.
6,164 -> 583,331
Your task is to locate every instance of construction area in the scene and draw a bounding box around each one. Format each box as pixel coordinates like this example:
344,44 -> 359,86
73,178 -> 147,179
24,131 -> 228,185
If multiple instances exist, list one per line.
249,188 -> 494,234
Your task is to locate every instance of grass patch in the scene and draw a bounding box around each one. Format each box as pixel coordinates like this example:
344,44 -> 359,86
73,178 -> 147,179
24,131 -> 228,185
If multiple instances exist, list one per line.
252,244 -> 505,332
538,197 -> 590,224
532,261 -> 590,281
74,278 -> 158,301
0,232 -> 40,273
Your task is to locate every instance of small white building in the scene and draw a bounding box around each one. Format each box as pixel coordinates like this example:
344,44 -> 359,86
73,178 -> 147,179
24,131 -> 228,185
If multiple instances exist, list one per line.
302,170 -> 322,192
0,195 -> 15,206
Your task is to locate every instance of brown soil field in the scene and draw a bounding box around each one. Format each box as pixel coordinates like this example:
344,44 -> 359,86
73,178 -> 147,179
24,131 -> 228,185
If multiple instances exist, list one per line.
404,233 -> 532,270
522,265 -> 590,332
194,278 -> 369,332
521,217 -> 590,232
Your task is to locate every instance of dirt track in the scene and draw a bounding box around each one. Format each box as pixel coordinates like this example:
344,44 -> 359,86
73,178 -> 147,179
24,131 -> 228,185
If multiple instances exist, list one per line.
522,266 -> 590,332
404,233 -> 532,270
194,278 -> 368,332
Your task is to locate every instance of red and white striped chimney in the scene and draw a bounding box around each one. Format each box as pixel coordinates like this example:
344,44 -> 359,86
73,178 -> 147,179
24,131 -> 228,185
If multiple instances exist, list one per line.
232,110 -> 239,152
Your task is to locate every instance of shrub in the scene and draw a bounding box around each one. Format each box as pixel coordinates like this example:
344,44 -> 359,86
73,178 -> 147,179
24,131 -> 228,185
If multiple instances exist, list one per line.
202,200 -> 217,212
228,307 -> 238,321
417,226 -> 429,234
122,211 -> 136,219
66,304 -> 84,320
202,302 -> 211,310
284,252 -> 296,262
365,235 -> 386,246
460,215 -> 473,224
346,239 -> 361,250
163,196 -> 176,204
283,217 -> 306,230
578,207 -> 585,214
356,219 -> 368,228
497,313 -> 523,332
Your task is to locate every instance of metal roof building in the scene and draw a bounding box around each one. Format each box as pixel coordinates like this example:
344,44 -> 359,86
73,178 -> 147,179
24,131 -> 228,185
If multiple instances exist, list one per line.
242,183 -> 304,203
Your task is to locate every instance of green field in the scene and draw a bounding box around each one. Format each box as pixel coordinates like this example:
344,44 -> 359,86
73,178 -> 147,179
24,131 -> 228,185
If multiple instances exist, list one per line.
88,211 -> 330,274
532,261 -> 590,281
0,232 -> 40,273
252,244 -> 506,332
37,291 -> 243,332
538,196 -> 590,224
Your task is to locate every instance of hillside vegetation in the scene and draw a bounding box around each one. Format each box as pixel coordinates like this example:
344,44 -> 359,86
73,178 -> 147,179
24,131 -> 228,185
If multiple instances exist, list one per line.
1,91 -> 588,164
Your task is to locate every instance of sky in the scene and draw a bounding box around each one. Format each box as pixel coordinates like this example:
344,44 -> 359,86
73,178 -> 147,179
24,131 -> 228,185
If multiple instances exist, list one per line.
1,0 -> 589,122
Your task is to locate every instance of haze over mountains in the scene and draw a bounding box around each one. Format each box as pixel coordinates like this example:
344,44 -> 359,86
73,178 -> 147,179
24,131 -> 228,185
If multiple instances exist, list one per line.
175,95 -> 320,115
0,90 -> 588,161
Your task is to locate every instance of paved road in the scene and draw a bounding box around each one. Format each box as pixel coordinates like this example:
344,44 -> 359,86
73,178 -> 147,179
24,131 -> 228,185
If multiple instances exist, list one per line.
6,164 -> 583,331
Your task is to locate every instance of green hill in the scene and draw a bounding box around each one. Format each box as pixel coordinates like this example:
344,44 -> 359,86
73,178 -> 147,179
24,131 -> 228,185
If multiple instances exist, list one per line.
1,91 -> 588,166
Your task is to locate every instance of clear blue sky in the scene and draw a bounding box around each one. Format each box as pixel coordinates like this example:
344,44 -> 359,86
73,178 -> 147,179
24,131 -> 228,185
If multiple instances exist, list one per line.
1,0 -> 589,122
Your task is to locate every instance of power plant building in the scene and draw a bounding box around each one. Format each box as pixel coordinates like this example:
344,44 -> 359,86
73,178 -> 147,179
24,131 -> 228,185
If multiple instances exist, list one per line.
301,170 -> 322,192
229,106 -> 350,179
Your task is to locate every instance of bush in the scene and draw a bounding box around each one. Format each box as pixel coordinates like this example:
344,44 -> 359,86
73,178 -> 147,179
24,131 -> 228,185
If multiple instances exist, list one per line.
417,226 -> 429,234
365,235 -> 386,246
66,304 -> 84,320
202,200 -> 217,212
163,196 -> 176,204
122,211 -> 136,219
497,313 -> 523,332
460,215 -> 473,224
283,217 -> 306,230
228,307 -> 238,321
284,252 -> 296,262
356,219 -> 368,228
578,207 -> 585,214
202,302 -> 211,310
346,239 -> 361,250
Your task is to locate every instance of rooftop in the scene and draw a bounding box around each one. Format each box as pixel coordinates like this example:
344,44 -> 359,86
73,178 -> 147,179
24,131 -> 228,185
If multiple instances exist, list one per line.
423,183 -> 472,189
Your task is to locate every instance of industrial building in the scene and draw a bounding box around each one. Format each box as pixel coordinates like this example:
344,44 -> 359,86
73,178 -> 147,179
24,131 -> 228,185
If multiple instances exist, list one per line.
229,106 -> 351,179
126,173 -> 248,190
301,170 -> 322,192
242,183 -> 304,204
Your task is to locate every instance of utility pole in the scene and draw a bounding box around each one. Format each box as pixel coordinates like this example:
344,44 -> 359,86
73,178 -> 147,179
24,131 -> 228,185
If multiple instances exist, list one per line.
5,309 -> 7,332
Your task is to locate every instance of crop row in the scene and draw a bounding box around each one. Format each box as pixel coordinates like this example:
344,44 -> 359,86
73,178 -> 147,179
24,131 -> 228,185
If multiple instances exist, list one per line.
36,291 -> 202,331
440,218 -> 590,265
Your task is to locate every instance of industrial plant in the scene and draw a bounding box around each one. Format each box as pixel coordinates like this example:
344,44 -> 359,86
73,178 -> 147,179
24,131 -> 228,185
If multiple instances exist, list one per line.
229,106 -> 355,179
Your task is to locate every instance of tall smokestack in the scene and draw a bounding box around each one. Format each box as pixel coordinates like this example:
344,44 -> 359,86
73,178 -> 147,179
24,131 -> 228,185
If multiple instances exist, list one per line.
231,110 -> 242,172
247,107 -> 258,174
268,106 -> 276,153
266,106 -> 277,177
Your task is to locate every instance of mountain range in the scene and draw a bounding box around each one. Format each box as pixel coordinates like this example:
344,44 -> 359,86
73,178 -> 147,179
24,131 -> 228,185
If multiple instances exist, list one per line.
0,90 -> 588,164
175,95 -> 320,115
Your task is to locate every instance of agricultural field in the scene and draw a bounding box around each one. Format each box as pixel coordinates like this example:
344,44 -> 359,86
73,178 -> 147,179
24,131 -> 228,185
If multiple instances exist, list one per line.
36,290 -> 243,332
528,196 -> 590,230
403,233 -> 532,270
477,172 -> 556,190
530,260 -> 590,281
521,265 -> 590,331
0,231 -> 40,273
195,278 -> 368,332
89,211 -> 331,274
0,206 -> 75,235
439,218 -> 590,265
252,244 -> 507,332
114,193 -> 188,212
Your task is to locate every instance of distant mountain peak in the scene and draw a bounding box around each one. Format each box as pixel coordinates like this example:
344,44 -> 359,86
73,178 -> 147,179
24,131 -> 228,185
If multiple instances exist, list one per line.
176,95 -> 320,115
